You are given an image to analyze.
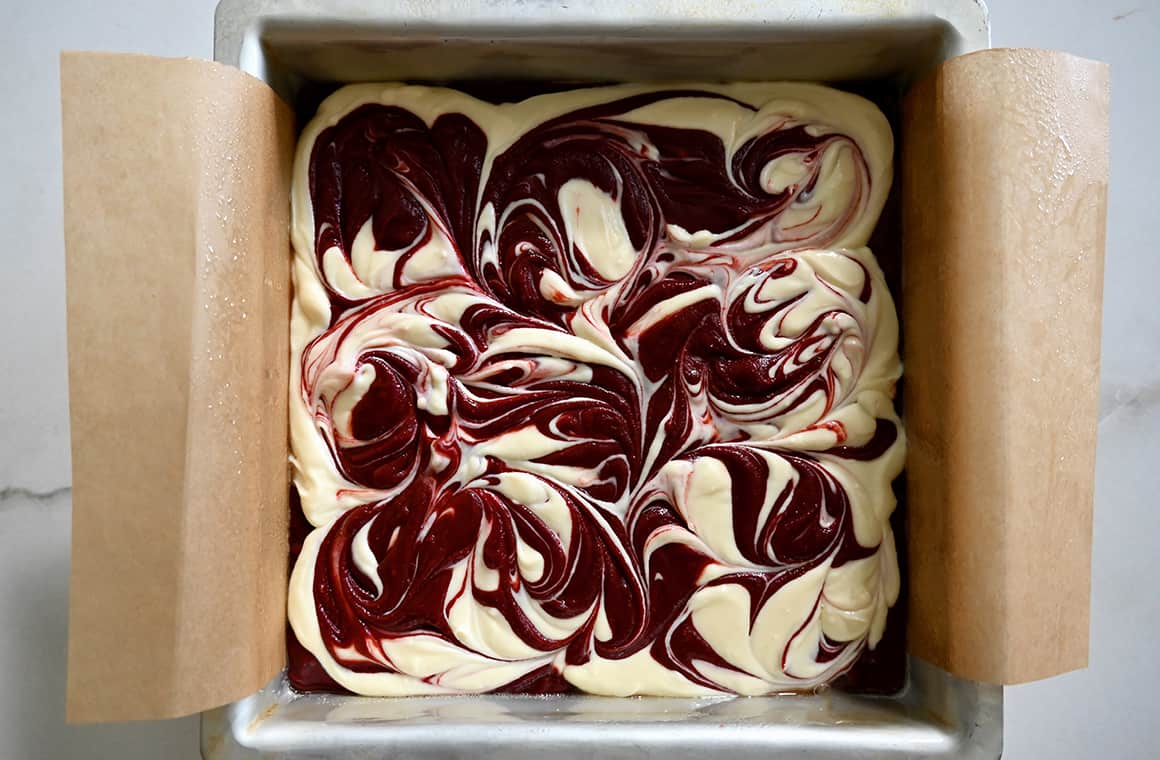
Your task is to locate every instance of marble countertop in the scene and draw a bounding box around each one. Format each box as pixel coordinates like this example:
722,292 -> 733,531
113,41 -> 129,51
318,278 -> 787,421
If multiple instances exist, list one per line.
2,1 -> 1156,757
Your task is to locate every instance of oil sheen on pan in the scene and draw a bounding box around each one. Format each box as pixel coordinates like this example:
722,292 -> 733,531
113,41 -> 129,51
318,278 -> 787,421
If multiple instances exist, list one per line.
286,82 -> 905,697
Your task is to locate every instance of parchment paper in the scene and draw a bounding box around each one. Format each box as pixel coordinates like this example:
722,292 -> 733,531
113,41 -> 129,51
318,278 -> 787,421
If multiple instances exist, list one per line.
61,47 -> 1108,721
902,48 -> 1109,684
62,52 -> 294,722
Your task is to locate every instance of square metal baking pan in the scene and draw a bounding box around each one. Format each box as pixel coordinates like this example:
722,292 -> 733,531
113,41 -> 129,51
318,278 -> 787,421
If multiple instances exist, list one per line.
204,1 -> 1000,757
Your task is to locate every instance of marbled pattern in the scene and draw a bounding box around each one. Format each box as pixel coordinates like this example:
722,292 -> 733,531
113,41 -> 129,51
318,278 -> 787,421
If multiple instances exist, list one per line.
287,83 -> 905,696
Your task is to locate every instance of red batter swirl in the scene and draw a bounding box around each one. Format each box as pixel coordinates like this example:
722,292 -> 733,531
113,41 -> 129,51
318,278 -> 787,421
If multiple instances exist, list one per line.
288,84 -> 903,696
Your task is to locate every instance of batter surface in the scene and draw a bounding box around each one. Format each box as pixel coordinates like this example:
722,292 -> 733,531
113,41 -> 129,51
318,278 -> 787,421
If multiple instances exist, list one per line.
287,83 -> 904,696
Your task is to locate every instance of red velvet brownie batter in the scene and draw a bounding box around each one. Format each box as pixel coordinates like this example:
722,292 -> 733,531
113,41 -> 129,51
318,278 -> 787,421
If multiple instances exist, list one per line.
287,83 -> 903,696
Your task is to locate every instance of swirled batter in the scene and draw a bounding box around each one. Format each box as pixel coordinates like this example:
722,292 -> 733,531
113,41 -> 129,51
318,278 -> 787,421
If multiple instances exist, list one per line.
287,83 -> 904,696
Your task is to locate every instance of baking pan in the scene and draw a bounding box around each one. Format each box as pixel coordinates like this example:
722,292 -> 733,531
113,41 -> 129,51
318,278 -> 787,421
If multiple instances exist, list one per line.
203,0 -> 1000,757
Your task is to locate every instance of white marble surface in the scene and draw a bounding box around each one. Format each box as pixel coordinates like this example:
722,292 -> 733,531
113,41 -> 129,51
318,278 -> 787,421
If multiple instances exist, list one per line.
0,0 -> 1156,757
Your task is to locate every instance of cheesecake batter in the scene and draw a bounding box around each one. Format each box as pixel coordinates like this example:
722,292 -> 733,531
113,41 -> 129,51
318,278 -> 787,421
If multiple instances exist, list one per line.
287,83 -> 903,696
